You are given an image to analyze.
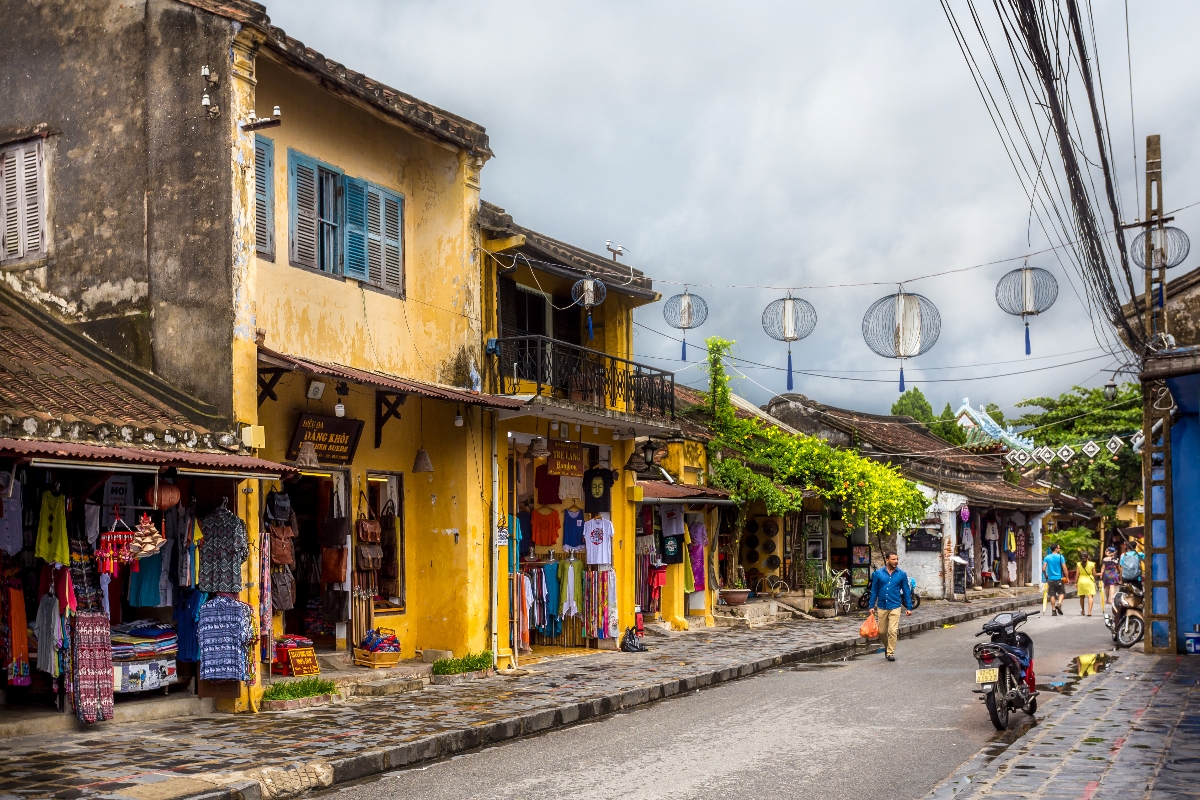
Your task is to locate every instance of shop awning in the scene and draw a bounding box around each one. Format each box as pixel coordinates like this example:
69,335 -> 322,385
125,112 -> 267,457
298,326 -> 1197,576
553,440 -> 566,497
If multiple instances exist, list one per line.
0,438 -> 296,479
637,480 -> 736,506
258,347 -> 523,409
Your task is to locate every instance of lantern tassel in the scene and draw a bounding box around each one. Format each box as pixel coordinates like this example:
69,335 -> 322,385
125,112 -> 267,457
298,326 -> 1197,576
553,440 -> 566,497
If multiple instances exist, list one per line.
787,350 -> 794,391
682,337 -> 687,361
587,311 -> 593,341
899,365 -> 905,392
1025,321 -> 1031,355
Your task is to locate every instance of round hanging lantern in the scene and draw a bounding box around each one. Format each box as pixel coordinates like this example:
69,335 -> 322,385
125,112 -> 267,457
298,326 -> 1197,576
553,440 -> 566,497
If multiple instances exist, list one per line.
663,288 -> 709,361
1131,227 -> 1190,270
862,290 -> 941,392
571,278 -> 607,341
762,293 -> 817,391
145,483 -> 181,510
995,265 -> 1058,355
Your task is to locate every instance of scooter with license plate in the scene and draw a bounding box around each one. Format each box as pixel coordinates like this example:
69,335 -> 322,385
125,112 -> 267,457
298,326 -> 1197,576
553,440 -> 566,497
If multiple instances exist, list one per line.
972,609 -> 1039,730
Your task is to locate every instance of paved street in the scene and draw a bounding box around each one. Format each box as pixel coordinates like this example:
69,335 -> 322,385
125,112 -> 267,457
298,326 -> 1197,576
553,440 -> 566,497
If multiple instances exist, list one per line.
331,608 -> 1116,800
0,595 -> 1037,799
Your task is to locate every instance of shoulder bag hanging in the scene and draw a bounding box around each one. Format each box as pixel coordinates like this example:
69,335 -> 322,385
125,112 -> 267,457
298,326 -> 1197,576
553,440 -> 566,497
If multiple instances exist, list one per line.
356,491 -> 382,543
319,481 -> 351,547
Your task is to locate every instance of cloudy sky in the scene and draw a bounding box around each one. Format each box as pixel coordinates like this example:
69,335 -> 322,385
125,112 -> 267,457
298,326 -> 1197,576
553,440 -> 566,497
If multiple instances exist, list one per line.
270,1 -> 1200,417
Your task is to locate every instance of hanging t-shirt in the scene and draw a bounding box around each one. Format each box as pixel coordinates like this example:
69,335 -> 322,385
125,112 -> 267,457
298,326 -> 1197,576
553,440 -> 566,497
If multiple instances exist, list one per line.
0,472 -> 22,556
660,505 -> 686,538
661,534 -> 685,564
36,491 -> 69,566
517,510 -> 533,558
583,468 -> 616,514
559,475 -> 584,501
531,509 -> 562,546
535,465 -> 561,505
563,510 -> 586,549
583,518 -> 614,565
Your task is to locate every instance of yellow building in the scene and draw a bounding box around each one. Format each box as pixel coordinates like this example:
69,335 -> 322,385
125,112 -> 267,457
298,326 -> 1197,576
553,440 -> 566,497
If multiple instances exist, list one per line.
477,204 -> 687,666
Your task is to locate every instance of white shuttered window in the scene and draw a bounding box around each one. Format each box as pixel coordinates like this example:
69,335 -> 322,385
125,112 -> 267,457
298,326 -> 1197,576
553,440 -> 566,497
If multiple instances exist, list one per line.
0,140 -> 46,265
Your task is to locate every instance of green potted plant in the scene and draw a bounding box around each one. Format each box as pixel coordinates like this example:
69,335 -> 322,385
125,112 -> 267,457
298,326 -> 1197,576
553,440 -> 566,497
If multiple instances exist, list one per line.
812,567 -> 837,609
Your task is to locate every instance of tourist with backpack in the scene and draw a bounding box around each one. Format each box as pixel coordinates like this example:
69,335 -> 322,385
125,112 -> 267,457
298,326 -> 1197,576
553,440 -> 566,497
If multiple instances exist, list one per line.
1119,540 -> 1143,587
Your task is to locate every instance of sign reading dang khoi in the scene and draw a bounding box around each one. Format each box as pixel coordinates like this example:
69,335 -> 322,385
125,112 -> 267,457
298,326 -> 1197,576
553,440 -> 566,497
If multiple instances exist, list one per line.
286,413 -> 365,465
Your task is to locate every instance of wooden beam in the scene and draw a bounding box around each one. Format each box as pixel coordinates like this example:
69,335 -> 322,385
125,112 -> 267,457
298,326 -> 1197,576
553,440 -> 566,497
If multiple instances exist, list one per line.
482,234 -> 526,253
375,391 -> 407,448
257,368 -> 287,407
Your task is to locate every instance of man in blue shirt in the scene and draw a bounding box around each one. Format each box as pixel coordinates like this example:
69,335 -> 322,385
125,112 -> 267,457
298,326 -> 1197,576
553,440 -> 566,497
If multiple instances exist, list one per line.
868,551 -> 912,662
1043,543 -> 1067,616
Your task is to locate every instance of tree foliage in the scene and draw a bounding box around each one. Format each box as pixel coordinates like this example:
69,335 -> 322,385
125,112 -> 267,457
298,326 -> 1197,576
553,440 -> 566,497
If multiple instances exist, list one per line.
933,402 -> 967,446
702,337 -> 928,532
891,388 -> 966,446
1012,383 -> 1143,518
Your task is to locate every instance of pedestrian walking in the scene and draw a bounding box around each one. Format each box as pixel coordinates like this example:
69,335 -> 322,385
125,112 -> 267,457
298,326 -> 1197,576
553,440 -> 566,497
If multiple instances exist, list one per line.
1075,550 -> 1097,616
1100,546 -> 1120,609
867,551 -> 912,662
1043,543 -> 1067,615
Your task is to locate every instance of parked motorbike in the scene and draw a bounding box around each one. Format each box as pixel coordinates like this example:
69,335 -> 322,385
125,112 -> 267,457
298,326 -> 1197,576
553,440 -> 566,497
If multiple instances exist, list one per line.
1110,582 -> 1144,648
973,609 -> 1039,730
857,576 -> 921,610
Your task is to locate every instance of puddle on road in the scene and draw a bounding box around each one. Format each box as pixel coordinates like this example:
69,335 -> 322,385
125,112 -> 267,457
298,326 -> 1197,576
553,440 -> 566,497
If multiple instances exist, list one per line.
1038,653 -> 1117,697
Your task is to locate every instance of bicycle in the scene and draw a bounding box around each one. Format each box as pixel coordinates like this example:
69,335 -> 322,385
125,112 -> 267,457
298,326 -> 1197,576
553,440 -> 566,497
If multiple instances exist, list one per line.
755,575 -> 791,597
832,570 -> 854,615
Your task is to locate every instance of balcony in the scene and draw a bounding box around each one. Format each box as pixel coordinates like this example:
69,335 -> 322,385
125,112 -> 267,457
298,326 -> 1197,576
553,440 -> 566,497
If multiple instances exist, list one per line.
491,335 -> 675,420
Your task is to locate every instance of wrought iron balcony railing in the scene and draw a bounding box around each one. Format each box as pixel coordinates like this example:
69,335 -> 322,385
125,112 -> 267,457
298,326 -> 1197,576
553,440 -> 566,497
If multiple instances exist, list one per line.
491,335 -> 675,419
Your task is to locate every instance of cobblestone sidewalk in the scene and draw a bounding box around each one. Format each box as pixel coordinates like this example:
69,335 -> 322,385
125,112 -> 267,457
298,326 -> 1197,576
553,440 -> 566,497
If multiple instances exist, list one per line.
0,594 -> 1040,800
928,652 -> 1200,799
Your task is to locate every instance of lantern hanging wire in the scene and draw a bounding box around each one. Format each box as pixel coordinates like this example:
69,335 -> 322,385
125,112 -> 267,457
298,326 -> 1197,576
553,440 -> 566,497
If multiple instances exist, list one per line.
862,288 -> 941,392
571,277 -> 608,340
663,287 -> 709,360
995,263 -> 1058,355
762,292 -> 817,391
1131,226 -> 1190,270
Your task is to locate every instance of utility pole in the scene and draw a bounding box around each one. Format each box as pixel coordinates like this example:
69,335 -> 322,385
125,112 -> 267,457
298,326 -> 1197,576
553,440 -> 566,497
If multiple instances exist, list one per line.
1122,135 -> 1173,341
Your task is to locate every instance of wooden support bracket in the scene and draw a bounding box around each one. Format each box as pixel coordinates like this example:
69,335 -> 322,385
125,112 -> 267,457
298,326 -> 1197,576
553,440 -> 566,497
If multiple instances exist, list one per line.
257,368 -> 287,407
375,391 -> 407,448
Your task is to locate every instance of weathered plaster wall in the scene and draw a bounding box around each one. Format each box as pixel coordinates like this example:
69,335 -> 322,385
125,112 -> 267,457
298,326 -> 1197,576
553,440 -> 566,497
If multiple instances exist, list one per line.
251,56 -> 482,387
0,0 -> 240,418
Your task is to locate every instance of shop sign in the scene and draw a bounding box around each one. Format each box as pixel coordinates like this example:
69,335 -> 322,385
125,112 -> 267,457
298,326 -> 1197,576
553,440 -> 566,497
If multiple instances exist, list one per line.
547,440 -> 584,477
103,476 -> 134,528
287,647 -> 321,677
286,414 -> 364,465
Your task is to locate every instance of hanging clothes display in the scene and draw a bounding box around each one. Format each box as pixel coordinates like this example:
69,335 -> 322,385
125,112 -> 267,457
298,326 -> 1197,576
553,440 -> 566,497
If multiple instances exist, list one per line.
559,557 -> 583,618
562,510 -> 585,551
0,472 -> 22,556
582,567 -> 618,639
583,517 -> 614,565
688,519 -> 708,592
35,491 -> 69,566
198,501 -> 249,593
196,595 -> 255,681
531,508 -> 561,546
71,612 -> 114,723
3,576 -> 31,686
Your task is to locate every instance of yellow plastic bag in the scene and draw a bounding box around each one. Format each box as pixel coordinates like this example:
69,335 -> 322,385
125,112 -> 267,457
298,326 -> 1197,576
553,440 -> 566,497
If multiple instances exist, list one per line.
860,612 -> 879,639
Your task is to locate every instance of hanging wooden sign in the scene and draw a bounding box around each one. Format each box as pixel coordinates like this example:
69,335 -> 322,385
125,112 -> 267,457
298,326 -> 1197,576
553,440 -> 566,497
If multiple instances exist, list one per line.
286,647 -> 321,677
547,440 -> 584,477
286,414 -> 364,465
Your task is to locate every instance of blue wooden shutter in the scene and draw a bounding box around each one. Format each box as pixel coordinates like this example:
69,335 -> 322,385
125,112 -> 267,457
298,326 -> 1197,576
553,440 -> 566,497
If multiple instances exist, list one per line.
343,176 -> 369,281
254,136 -> 274,258
380,189 -> 404,294
365,185 -> 383,287
288,150 -> 319,268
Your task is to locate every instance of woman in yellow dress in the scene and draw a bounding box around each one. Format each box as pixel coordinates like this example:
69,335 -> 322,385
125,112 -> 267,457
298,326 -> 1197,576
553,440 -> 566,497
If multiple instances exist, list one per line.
1075,549 -> 1098,616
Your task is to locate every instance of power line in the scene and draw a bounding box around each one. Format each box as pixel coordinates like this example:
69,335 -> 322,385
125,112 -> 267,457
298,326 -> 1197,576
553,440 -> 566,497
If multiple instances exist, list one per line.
1123,0 -> 1139,205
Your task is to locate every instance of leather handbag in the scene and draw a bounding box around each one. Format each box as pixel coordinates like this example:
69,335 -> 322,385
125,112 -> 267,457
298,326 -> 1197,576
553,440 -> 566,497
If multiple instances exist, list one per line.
269,524 -> 295,566
320,546 -> 347,583
272,565 -> 296,611
356,543 -> 383,571
356,492 -> 381,543
319,485 -> 351,547
382,561 -> 399,579
379,578 -> 399,598
321,589 -> 350,622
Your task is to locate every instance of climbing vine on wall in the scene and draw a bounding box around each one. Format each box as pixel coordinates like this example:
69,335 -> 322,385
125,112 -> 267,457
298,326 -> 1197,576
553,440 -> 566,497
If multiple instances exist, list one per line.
701,337 -> 928,533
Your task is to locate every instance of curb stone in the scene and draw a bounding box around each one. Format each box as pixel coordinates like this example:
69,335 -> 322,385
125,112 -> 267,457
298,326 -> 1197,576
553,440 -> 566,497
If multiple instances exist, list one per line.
177,594 -> 1042,800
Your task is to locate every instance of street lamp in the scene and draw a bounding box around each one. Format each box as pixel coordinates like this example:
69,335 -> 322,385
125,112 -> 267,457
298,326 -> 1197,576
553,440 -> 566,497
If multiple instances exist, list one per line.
1103,376 -> 1118,402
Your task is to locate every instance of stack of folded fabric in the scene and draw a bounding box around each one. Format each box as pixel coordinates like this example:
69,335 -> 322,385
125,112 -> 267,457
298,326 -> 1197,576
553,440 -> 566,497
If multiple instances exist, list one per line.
110,620 -> 178,662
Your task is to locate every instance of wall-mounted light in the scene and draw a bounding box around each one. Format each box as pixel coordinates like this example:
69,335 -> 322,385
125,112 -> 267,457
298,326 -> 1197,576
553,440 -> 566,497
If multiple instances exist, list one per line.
334,381 -> 349,417
200,66 -> 220,119
454,406 -> 464,427
593,426 -> 599,435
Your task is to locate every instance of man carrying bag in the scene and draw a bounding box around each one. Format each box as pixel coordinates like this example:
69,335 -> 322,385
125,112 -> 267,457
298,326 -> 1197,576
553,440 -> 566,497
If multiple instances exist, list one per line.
867,551 -> 912,662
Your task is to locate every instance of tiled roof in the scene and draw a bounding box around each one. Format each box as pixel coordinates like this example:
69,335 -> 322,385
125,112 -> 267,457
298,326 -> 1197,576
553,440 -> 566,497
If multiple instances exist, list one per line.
0,439 -> 294,476
0,280 -> 243,453
947,479 -> 1052,511
257,347 -> 524,409
176,1 -> 491,155
479,202 -> 657,301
